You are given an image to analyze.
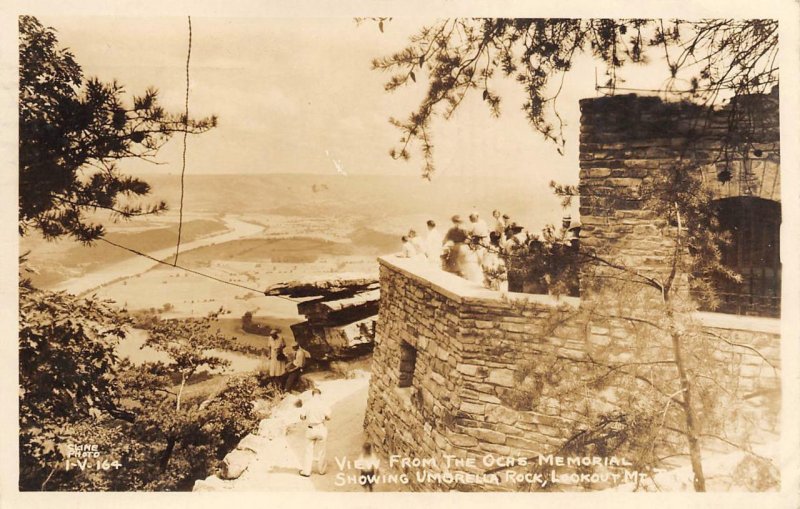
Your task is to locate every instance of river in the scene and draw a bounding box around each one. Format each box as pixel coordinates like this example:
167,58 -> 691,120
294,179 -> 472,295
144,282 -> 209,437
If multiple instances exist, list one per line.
50,215 -> 265,295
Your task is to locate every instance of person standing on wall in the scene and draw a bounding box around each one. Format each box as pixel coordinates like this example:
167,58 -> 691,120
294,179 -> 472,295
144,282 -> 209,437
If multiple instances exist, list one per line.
491,209 -> 506,236
284,343 -> 311,392
424,219 -> 443,267
299,388 -> 331,477
400,235 -> 415,258
442,215 -> 468,275
467,212 -> 490,265
407,229 -> 425,257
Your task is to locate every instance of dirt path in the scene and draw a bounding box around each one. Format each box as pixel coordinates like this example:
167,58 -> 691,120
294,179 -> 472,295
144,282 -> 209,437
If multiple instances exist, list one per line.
196,374 -> 378,492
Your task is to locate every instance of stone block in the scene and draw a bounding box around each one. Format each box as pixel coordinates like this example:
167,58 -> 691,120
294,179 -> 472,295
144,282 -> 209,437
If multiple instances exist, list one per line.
237,433 -> 264,452
467,427 -> 507,445
487,369 -> 515,388
479,443 -> 512,456
430,371 -> 446,386
447,432 -> 479,448
193,475 -> 226,491
457,363 -> 481,376
500,322 -> 525,333
464,381 -> 496,394
459,400 -> 486,415
493,423 -> 525,437
477,393 -> 502,404
506,436 -> 541,452
486,405 -> 519,426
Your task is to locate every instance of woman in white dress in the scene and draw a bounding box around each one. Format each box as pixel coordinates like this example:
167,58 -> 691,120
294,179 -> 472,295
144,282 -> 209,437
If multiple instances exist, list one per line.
408,229 -> 425,258
267,330 -> 287,378
424,219 -> 443,266
460,240 -> 485,284
443,215 -> 483,284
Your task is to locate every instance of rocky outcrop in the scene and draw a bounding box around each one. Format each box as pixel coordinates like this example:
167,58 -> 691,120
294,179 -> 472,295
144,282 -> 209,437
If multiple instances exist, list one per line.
267,278 -> 379,360
220,447 -> 256,480
265,278 -> 377,299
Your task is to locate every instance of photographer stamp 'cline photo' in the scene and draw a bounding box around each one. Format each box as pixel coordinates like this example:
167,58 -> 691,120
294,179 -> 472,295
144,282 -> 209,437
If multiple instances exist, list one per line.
12,9 -> 795,501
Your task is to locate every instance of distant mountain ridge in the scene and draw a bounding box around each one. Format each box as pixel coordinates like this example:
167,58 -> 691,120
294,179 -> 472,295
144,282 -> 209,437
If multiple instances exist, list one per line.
141,173 -> 570,231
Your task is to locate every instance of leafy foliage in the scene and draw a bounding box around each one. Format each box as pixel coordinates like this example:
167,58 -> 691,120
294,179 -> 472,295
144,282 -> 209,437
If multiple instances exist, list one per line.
500,224 -> 581,296
18,281 -> 131,489
110,371 -> 262,491
19,283 -> 266,491
501,270 -> 776,491
19,16 -> 217,242
368,18 -> 777,178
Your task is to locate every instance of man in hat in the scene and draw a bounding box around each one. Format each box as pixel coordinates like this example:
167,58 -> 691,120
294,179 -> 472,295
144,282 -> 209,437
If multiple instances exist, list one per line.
559,214 -> 582,248
285,343 -> 311,393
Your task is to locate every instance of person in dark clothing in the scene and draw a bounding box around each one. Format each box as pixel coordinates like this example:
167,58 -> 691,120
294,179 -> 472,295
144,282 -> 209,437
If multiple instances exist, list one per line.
284,343 -> 310,392
442,215 -> 468,275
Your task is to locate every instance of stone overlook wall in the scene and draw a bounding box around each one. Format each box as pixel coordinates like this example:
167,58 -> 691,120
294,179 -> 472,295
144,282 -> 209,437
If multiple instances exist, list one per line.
365,256 -> 592,491
364,256 -> 780,491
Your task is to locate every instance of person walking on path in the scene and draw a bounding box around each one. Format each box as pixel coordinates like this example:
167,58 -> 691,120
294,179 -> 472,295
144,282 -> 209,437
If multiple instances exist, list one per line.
299,388 -> 331,477
355,442 -> 380,492
284,343 -> 311,393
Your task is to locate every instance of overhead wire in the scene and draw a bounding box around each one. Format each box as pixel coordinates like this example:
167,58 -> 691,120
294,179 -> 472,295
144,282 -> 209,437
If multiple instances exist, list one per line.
91,19 -> 297,305
173,15 -> 192,266
98,237 -> 298,302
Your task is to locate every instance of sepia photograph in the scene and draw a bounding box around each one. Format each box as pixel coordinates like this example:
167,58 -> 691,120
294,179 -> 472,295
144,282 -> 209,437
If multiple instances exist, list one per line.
6,3 -> 800,504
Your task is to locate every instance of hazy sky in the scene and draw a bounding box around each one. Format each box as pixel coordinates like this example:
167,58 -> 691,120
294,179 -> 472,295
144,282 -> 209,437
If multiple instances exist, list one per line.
42,16 -> 679,184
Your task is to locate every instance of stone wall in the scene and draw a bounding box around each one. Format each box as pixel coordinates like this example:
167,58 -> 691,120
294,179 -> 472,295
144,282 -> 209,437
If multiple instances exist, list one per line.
578,89 -> 779,278
364,257 -> 780,491
575,90 -> 781,392
365,256 -> 594,491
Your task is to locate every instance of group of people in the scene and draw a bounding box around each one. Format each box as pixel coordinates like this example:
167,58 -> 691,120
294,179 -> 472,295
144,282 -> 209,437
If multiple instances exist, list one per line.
265,329 -> 311,393
399,210 -> 581,290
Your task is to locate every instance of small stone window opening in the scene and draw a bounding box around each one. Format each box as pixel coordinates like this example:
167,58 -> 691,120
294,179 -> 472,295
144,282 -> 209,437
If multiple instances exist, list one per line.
398,340 -> 417,388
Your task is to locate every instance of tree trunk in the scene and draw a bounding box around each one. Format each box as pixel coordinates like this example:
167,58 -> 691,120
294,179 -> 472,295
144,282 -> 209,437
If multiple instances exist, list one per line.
176,375 -> 186,412
669,326 -> 706,491
160,436 -> 176,472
